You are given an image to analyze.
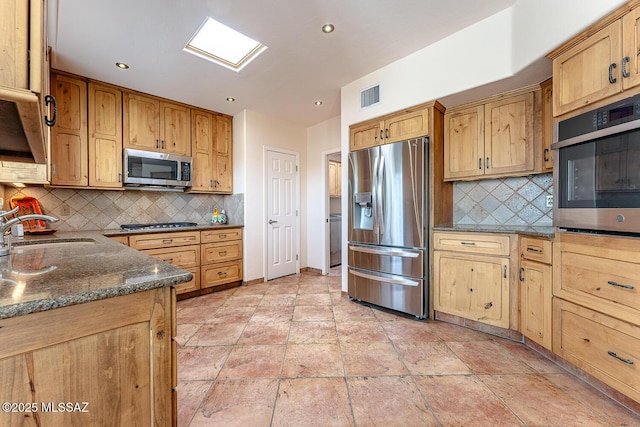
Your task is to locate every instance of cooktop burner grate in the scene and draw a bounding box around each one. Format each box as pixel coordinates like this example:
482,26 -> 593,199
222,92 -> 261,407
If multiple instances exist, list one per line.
120,222 -> 198,230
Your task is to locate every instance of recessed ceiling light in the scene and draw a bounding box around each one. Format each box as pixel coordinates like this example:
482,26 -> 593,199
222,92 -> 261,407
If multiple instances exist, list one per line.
185,17 -> 267,72
115,62 -> 129,69
321,24 -> 335,34
315,100 -> 323,106
226,97 -> 235,102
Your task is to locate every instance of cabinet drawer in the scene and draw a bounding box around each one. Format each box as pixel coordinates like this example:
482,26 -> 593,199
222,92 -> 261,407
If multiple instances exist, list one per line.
520,237 -> 552,264
554,239 -> 640,322
201,261 -> 243,288
142,245 -> 200,269
129,231 -> 200,250
433,232 -> 510,256
201,228 -> 242,243
174,267 -> 200,294
553,298 -> 640,402
202,240 -> 242,265
109,235 -> 129,246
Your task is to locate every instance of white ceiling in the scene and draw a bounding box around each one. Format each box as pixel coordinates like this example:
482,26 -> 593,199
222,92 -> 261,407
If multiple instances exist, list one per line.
49,0 -> 520,128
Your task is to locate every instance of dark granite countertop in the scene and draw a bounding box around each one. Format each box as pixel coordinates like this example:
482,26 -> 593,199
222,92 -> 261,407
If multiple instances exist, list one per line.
0,231 -> 193,320
433,224 -> 555,238
102,223 -> 244,237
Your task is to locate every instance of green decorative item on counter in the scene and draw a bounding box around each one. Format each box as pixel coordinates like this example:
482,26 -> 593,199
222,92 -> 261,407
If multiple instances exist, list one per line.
211,208 -> 228,224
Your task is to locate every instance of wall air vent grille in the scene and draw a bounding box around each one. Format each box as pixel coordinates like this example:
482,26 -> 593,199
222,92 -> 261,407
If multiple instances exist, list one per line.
360,84 -> 380,109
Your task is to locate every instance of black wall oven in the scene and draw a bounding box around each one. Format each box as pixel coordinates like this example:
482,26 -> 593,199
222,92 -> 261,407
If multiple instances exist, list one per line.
553,94 -> 640,234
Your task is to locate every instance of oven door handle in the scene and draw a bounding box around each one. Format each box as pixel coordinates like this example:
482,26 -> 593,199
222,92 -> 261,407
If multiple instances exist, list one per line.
349,269 -> 420,287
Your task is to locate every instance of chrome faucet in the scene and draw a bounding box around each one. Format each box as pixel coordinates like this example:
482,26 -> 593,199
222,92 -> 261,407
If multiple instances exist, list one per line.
0,206 -> 59,256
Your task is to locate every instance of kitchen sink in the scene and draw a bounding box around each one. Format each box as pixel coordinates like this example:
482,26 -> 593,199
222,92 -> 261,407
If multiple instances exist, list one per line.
11,238 -> 95,251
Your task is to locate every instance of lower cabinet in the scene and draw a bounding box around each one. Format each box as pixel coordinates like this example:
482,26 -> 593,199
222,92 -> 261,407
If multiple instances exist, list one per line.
201,228 -> 243,290
519,237 -> 553,349
128,227 -> 243,296
553,232 -> 640,403
0,287 -> 174,426
433,232 -> 512,328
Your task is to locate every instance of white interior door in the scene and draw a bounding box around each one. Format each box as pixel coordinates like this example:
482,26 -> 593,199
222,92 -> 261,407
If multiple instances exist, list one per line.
266,149 -> 298,280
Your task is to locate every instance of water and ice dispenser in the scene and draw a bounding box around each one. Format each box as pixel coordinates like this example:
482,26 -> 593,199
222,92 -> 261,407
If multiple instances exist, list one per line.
353,192 -> 373,230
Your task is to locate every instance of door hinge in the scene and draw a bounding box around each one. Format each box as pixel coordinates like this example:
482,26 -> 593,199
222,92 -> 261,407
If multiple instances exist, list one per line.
296,165 -> 299,172
296,210 -> 298,216
296,254 -> 299,260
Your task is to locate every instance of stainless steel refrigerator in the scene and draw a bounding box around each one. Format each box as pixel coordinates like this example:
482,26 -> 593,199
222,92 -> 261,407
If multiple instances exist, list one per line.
348,137 -> 428,318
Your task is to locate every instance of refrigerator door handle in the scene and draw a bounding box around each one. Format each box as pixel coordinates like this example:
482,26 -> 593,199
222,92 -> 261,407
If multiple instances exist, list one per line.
349,269 -> 420,287
377,155 -> 385,239
372,155 -> 380,239
348,245 -> 420,258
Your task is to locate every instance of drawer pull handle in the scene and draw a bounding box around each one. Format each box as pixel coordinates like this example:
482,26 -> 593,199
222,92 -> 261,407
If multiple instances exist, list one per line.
219,234 -> 227,238
608,351 -> 634,365
218,271 -> 227,277
460,242 -> 476,246
162,258 -> 174,263
607,280 -> 635,290
219,251 -> 227,256
162,239 -> 173,244
526,247 -> 543,253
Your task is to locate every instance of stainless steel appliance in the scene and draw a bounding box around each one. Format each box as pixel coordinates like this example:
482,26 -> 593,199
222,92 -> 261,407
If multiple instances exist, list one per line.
552,94 -> 640,234
124,148 -> 192,189
348,137 -> 428,318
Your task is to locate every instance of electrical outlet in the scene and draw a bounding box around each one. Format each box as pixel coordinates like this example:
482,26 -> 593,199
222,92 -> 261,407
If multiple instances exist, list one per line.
60,203 -> 70,217
545,195 -> 553,208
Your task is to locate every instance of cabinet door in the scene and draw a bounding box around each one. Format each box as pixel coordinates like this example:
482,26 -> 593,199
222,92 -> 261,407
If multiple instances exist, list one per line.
350,119 -> 383,151
160,101 -> 190,156
444,106 -> 484,180
329,161 -> 338,197
88,83 -> 122,188
0,0 -> 28,88
384,109 -> 429,144
434,251 -> 510,328
622,7 -> 640,91
553,21 -> 622,117
213,115 -> 233,193
541,79 -> 554,171
484,92 -> 535,176
190,109 -> 214,191
124,92 -> 160,151
50,73 -> 88,186
520,260 -> 552,349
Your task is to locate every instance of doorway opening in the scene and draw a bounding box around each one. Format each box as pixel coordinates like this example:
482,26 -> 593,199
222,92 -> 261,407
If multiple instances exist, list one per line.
325,150 -> 342,275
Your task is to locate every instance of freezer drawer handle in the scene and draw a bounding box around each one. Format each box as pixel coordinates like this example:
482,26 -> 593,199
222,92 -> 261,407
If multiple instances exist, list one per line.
349,245 -> 419,258
607,351 -> 634,365
349,269 -> 420,287
607,280 -> 634,290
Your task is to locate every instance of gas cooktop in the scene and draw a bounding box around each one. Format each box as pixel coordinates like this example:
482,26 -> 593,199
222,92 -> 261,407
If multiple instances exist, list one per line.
120,222 -> 198,230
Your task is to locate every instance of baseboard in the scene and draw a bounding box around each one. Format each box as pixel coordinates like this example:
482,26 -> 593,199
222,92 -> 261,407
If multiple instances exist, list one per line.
243,277 -> 264,286
434,310 -> 524,342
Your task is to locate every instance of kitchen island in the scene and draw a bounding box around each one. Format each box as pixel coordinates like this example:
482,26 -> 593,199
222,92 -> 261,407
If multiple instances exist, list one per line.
0,232 -> 190,426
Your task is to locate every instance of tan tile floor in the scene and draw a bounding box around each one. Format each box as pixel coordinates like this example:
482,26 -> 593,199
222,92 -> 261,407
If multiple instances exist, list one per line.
176,270 -> 640,426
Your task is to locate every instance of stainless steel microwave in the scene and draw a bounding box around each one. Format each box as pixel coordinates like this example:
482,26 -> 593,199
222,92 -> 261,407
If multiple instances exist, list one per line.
124,148 -> 192,189
552,94 -> 640,234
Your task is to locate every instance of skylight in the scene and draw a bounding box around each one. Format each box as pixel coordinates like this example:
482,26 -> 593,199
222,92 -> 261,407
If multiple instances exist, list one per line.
184,17 -> 267,72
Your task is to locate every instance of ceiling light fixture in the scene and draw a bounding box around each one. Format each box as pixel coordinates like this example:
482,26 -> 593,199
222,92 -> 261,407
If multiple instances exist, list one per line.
314,100 -> 323,106
115,62 -> 129,69
226,97 -> 235,102
321,24 -> 335,34
185,17 -> 267,72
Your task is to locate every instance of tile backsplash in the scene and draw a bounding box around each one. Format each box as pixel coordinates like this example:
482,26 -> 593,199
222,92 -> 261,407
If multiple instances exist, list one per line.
3,187 -> 244,232
453,174 -> 553,226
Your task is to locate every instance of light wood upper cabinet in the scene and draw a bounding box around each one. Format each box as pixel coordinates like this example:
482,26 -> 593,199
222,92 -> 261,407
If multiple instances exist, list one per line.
189,109 -> 233,194
88,82 -> 122,188
484,92 -> 535,176
124,92 -> 191,156
550,3 -> 640,117
50,73 -> 88,186
444,105 -> 484,180
329,160 -> 342,197
0,0 -> 49,164
444,87 -> 539,181
540,79 -> 553,171
349,108 -> 429,151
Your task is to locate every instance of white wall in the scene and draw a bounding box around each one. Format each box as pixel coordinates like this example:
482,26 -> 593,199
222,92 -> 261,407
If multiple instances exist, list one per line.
235,109 -> 308,282
305,115 -> 341,271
